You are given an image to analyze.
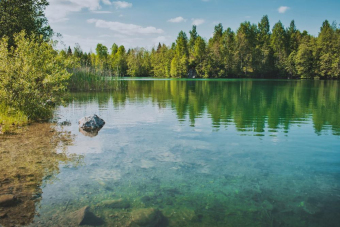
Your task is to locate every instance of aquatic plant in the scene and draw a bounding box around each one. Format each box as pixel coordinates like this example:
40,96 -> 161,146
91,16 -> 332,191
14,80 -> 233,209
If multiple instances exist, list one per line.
68,67 -> 120,91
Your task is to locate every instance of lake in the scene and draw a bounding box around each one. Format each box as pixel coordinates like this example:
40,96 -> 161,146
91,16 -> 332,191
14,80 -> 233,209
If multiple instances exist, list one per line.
0,79 -> 340,227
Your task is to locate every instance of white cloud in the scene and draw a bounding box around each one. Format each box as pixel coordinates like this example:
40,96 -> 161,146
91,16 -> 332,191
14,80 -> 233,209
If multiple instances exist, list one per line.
113,1 -> 132,9
102,0 -> 112,5
46,0 -> 115,23
153,36 -> 167,44
45,0 -> 89,23
168,17 -> 186,23
192,18 -> 205,26
87,19 -> 164,35
98,34 -> 112,38
57,34 -> 106,52
92,11 -> 112,14
278,6 -> 290,14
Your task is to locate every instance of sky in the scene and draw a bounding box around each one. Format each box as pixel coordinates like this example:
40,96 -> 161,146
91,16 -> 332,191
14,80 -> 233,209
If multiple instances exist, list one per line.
45,0 -> 340,52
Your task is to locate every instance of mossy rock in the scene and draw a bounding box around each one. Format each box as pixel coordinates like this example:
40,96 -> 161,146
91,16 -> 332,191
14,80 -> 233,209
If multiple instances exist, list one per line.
130,208 -> 164,227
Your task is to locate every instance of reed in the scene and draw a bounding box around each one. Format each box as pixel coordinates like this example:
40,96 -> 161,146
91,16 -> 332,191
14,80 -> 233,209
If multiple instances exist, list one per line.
68,67 -> 121,91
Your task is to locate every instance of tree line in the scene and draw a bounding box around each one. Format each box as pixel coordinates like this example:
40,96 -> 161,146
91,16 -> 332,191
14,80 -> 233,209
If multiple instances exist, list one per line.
67,16 -> 340,79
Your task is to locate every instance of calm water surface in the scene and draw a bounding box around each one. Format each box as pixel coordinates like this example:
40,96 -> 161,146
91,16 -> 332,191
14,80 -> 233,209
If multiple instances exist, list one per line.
1,79 -> 340,227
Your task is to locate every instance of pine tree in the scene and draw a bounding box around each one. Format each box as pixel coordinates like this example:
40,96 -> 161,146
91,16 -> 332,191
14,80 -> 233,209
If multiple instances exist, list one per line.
171,31 -> 189,77
257,15 -> 274,77
67,46 -> 72,56
271,21 -> 288,76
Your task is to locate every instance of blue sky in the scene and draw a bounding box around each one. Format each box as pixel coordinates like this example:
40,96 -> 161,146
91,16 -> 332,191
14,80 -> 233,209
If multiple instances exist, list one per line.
45,0 -> 340,52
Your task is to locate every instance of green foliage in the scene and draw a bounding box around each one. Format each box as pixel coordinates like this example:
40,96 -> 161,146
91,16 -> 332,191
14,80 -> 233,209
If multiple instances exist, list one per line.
189,25 -> 198,50
152,44 -> 173,77
295,43 -> 314,78
170,31 -> 189,77
271,21 -> 288,74
127,48 -> 152,77
96,43 -> 108,59
0,31 -> 71,120
0,0 -> 53,47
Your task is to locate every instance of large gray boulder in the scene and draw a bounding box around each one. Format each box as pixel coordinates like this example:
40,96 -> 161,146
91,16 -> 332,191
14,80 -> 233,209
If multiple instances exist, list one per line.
79,115 -> 105,132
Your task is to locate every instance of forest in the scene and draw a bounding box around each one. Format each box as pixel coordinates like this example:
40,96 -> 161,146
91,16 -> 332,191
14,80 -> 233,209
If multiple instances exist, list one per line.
67,16 -> 340,79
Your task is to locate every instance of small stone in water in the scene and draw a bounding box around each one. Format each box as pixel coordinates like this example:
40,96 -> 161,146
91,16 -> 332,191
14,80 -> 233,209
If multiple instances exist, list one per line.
0,194 -> 16,207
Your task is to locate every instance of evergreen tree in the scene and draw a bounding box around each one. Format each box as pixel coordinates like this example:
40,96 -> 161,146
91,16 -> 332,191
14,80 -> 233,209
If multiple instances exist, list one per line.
286,20 -> 300,53
73,43 -> 83,59
95,43 -> 108,70
316,20 -> 338,78
235,22 -> 257,76
192,36 -> 206,77
222,28 -> 236,76
189,25 -> 198,50
115,45 -> 127,76
67,46 -> 72,56
271,21 -> 288,76
171,31 -> 189,77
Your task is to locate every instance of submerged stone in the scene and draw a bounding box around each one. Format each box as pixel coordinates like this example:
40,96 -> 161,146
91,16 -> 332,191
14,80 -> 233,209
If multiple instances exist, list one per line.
99,199 -> 130,209
78,115 -> 105,132
262,200 -> 273,210
0,195 -> 16,207
71,206 -> 104,226
130,208 -> 164,227
0,212 -> 7,218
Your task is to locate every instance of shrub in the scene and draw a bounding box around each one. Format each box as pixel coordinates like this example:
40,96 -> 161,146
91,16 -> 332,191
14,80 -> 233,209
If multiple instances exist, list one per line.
0,31 -> 72,120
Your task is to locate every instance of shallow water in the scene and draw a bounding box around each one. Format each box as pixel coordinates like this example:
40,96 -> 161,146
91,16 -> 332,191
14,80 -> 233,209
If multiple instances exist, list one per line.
1,79 -> 340,227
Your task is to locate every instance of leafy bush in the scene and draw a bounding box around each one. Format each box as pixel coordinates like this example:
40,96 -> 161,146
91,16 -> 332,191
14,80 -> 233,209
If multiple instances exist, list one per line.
0,31 -> 72,120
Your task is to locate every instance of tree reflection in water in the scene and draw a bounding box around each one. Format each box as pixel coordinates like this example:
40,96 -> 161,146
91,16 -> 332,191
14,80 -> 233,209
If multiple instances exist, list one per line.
72,79 -> 340,135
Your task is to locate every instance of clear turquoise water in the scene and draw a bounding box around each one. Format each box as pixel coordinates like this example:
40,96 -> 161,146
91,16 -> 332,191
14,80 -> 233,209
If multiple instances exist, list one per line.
1,79 -> 340,227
